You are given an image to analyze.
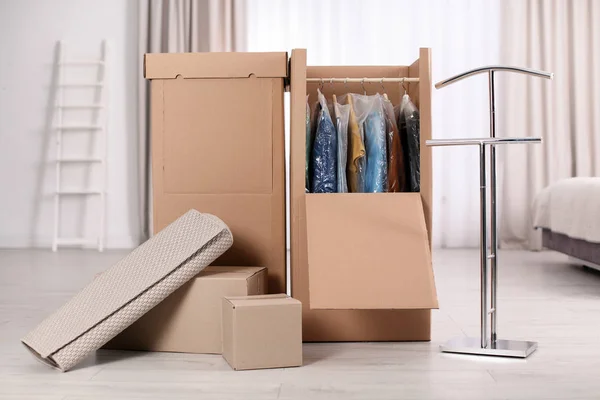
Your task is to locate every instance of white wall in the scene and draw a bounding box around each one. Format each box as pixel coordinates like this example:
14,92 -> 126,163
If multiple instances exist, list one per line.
0,0 -> 141,248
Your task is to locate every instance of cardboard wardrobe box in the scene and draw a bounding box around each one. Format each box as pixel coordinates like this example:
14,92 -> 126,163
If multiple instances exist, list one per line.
104,266 -> 267,354
222,294 -> 302,371
288,48 -> 438,341
145,52 -> 287,294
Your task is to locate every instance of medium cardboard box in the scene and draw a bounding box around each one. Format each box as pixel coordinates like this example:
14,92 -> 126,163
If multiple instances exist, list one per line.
222,294 -> 302,371
104,266 -> 267,354
145,52 -> 287,294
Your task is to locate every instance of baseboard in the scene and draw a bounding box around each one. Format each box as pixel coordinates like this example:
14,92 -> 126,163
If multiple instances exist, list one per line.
0,235 -> 141,250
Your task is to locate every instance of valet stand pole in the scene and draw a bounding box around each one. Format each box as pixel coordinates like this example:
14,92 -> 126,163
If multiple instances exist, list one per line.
427,66 -> 553,358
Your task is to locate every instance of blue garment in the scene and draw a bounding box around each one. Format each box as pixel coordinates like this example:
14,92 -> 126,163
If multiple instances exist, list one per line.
364,109 -> 388,192
311,105 -> 337,193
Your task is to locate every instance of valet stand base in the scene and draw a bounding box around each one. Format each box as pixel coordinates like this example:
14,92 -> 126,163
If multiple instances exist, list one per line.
441,337 -> 538,358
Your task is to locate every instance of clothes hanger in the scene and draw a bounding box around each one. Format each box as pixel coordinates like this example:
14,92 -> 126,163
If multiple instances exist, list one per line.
331,78 -> 337,104
381,78 -> 389,101
361,78 -> 367,95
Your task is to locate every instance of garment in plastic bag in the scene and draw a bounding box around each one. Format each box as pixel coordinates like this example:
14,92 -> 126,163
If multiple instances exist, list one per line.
344,94 -> 366,193
307,98 -> 321,192
363,95 -> 388,192
382,95 -> 405,192
344,93 -> 386,192
397,94 -> 420,192
333,95 -> 349,193
305,96 -> 312,192
310,89 -> 337,193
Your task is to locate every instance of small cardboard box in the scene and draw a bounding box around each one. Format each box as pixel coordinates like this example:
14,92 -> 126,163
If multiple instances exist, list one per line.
104,266 -> 267,354
222,294 -> 302,371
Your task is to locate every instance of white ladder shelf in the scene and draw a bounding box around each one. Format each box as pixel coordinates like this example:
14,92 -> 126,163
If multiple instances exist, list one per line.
52,40 -> 108,252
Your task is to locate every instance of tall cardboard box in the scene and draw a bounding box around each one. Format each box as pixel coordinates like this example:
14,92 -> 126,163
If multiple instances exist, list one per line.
105,267 -> 267,354
289,49 -> 438,341
145,53 -> 287,293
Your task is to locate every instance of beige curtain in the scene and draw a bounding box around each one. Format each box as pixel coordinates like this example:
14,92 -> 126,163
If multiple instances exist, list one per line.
137,0 -> 246,239
498,0 -> 600,249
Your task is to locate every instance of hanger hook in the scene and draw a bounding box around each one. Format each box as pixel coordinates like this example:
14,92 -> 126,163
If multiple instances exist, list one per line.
361,78 -> 366,95
319,78 -> 324,91
380,78 -> 385,93
330,78 -> 335,96
344,78 -> 348,90
402,78 -> 408,95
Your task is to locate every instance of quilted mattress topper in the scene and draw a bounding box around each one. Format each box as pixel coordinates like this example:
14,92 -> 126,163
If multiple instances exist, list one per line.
22,209 -> 233,371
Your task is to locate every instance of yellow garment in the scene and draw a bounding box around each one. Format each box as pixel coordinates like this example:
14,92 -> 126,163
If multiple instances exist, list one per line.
346,95 -> 365,193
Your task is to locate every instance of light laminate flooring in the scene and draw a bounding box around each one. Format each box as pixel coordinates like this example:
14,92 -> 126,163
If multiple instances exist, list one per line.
1,249 -> 599,399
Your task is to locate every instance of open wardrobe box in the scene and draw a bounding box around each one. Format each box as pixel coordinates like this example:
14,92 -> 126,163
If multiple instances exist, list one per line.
145,48 -> 438,342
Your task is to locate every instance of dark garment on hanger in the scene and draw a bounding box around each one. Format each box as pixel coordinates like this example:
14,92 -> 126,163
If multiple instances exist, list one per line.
307,101 -> 320,192
311,104 -> 337,193
383,99 -> 405,192
305,101 -> 312,192
399,107 -> 420,192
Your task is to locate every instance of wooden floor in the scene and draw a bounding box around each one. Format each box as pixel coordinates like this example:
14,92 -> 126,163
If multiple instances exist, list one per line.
1,249 -> 600,399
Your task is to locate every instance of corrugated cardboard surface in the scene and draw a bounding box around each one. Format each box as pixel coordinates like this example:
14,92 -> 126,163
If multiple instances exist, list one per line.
222,294 -> 302,370
105,267 -> 267,354
148,52 -> 286,293
305,193 -> 437,310
289,48 -> 437,341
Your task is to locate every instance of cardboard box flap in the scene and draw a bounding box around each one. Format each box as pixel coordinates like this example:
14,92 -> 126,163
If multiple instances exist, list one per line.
225,294 -> 299,307
198,266 -> 266,280
145,52 -> 288,79
305,193 -> 438,310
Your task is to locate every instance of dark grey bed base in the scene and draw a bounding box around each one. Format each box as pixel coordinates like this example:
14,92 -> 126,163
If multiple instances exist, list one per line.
542,228 -> 600,268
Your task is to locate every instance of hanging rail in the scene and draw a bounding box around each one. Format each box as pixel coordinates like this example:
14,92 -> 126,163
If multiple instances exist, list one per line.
306,77 -> 419,83
435,65 -> 553,89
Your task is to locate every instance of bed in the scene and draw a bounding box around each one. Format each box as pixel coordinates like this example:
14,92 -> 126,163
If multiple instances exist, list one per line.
533,177 -> 600,270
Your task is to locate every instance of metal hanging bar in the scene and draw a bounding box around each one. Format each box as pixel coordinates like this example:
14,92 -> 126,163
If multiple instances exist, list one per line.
479,143 -> 488,350
306,77 -> 419,83
488,70 -> 498,345
435,65 -> 553,89
425,137 -> 541,147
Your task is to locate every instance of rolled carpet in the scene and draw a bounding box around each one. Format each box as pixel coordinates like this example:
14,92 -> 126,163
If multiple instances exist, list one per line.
22,209 -> 233,372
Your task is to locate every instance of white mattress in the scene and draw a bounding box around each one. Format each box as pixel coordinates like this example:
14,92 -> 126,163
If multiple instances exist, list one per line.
533,177 -> 600,243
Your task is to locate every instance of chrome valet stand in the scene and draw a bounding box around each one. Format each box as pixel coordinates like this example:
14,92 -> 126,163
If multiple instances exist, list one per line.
427,66 -> 553,358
